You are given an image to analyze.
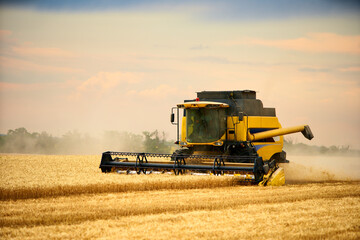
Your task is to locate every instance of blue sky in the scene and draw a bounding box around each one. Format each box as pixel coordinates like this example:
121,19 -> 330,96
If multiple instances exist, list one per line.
1,0 -> 360,18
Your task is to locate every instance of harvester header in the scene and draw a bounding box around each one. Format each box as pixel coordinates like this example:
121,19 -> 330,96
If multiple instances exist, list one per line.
100,90 -> 314,186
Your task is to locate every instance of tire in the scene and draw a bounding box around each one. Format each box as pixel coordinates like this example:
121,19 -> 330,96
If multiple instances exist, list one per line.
171,148 -> 192,161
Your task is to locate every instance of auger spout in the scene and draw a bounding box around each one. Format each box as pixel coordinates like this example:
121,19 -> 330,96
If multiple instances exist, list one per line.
247,125 -> 314,141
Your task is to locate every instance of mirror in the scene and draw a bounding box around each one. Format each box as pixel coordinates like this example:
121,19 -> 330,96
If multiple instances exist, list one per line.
170,113 -> 175,123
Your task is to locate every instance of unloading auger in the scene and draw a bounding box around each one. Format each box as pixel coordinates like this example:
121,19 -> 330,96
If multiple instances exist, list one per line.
100,90 -> 314,186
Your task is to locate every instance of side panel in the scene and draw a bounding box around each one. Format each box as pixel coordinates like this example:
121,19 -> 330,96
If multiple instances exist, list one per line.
247,116 -> 280,129
228,116 -> 282,142
227,116 -> 247,141
247,116 -> 283,161
226,116 -> 236,141
254,142 -> 283,161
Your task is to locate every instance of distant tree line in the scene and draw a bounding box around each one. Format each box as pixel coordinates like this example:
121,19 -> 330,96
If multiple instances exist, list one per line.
283,138 -> 359,156
0,128 -> 174,155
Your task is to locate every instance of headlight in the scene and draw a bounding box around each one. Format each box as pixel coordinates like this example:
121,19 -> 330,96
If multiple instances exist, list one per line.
180,141 -> 187,146
214,141 -> 223,146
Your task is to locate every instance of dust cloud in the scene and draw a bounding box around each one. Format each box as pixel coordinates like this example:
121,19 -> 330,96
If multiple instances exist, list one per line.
282,155 -> 360,184
0,129 -> 147,155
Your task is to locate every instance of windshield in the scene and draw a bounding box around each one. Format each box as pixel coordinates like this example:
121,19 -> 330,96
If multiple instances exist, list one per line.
186,108 -> 226,143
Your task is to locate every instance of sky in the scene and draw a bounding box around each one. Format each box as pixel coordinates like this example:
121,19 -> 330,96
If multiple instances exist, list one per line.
0,0 -> 359,149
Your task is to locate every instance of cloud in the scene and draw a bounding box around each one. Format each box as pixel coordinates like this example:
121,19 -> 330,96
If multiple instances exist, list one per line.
191,56 -> 237,64
298,67 -> 331,73
77,71 -> 142,94
338,66 -> 360,72
344,87 -> 360,99
0,82 -> 23,91
0,30 -> 80,75
231,33 -> 360,55
0,29 -> 17,45
128,84 -> 177,99
0,29 -> 77,59
12,46 -> 77,58
189,44 -> 209,50
0,81 -> 70,93
0,29 -> 12,38
0,56 -> 84,74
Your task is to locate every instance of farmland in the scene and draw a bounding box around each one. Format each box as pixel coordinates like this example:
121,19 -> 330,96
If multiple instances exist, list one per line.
1,154 -> 360,239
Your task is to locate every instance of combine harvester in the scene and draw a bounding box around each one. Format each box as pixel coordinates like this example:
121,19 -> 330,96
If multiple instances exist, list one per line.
100,90 -> 313,186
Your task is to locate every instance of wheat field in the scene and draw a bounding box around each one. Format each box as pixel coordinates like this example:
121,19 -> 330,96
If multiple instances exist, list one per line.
1,154 -> 360,239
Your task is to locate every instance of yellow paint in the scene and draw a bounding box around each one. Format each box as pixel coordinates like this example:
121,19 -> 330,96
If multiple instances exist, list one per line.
226,116 -> 236,141
248,125 -> 308,141
267,167 -> 285,186
177,101 -> 229,109
254,143 -> 283,161
258,167 -> 285,186
181,116 -> 186,142
247,116 -> 281,129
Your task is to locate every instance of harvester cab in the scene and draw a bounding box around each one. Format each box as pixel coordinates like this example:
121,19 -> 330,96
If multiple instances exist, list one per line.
100,90 -> 314,186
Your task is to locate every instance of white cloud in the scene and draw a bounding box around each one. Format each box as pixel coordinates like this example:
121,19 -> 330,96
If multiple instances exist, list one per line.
128,84 -> 178,99
0,56 -> 84,74
78,72 -> 141,91
12,45 -> 77,58
227,33 -> 360,55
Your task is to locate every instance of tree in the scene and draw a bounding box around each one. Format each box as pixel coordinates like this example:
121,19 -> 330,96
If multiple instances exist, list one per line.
142,130 -> 171,153
5,127 -> 37,153
102,131 -> 143,152
35,131 -> 57,154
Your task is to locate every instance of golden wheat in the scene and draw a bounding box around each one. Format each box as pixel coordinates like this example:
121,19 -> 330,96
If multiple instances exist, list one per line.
1,182 -> 359,227
0,154 -> 240,200
1,154 -> 360,240
1,182 -> 359,239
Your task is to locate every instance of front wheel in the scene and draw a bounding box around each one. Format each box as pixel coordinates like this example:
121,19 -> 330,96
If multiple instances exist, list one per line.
171,148 -> 193,161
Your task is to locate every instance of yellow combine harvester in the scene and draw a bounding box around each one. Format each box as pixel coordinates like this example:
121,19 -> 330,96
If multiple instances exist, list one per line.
100,90 -> 313,186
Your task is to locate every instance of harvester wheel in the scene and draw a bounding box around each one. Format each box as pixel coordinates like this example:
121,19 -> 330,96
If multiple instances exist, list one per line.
171,148 -> 192,161
135,153 -> 148,174
173,158 -> 186,175
213,158 -> 225,175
